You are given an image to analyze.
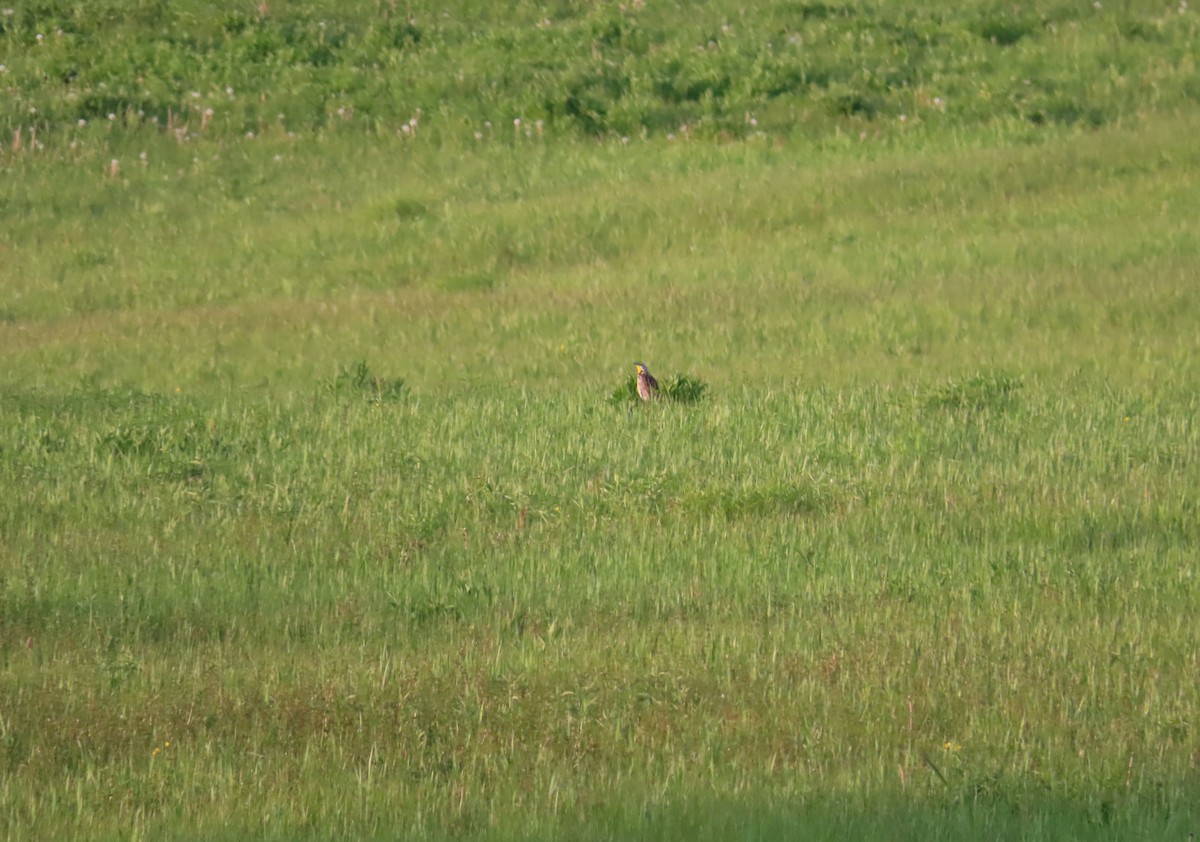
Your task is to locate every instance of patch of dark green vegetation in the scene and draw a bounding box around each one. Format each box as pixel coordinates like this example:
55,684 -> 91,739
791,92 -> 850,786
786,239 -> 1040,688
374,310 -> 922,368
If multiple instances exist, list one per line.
974,14 -> 1038,47
610,372 -> 709,405
323,360 -> 406,403
659,374 -> 709,404
687,482 -> 833,520
2,0 -> 1195,140
924,371 -> 1022,413
0,383 -> 251,489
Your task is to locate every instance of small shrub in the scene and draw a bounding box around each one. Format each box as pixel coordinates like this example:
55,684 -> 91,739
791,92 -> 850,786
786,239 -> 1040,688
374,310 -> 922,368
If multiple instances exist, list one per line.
609,372 -> 708,405
975,16 -> 1037,46
687,482 -> 831,519
609,374 -> 639,405
1024,97 -> 1112,128
825,86 -> 881,119
325,361 -> 405,403
924,371 -> 1022,412
661,374 -> 708,404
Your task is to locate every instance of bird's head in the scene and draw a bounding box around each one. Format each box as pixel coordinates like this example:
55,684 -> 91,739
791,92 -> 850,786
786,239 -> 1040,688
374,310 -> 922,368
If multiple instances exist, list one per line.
634,362 -> 649,375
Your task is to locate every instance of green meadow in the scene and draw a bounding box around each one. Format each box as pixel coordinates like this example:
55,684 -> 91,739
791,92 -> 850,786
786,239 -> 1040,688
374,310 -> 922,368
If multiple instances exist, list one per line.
3,0 -> 1200,838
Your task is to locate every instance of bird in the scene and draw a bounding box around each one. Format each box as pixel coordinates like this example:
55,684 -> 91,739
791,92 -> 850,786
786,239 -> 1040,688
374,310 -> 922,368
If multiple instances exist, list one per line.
634,362 -> 659,401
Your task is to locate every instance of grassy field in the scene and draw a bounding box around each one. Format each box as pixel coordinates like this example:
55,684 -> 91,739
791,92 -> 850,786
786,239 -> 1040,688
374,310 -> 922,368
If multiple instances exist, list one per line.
3,1 -> 1200,839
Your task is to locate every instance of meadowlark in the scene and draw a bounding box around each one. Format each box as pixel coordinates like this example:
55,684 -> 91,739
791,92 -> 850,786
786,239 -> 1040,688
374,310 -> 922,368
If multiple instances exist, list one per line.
634,362 -> 659,401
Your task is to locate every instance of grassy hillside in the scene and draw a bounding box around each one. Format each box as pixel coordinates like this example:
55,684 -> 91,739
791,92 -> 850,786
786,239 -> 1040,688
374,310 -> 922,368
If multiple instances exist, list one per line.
4,0 -> 1198,141
3,1 -> 1200,840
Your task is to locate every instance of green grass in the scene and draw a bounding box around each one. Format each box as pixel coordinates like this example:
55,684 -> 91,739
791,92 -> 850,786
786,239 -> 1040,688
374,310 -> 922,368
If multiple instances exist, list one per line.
3,1 -> 1200,839
4,381 -> 1199,839
4,0 -> 1199,139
